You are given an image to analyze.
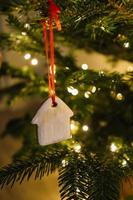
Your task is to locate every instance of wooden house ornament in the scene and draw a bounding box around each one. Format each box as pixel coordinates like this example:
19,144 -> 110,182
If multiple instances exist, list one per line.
32,96 -> 73,146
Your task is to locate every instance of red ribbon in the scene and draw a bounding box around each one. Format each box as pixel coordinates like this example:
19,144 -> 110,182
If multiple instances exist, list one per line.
42,0 -> 61,107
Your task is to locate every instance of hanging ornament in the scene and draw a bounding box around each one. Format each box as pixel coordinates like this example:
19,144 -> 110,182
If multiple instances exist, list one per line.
32,0 -> 73,146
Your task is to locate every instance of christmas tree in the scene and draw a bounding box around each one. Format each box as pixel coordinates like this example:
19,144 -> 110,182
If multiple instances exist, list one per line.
0,0 -> 133,199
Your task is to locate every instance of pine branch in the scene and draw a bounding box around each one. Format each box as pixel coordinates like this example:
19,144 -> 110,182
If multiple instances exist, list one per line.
58,152 -> 130,200
58,152 -> 91,200
1,0 -> 133,61
0,149 -> 66,188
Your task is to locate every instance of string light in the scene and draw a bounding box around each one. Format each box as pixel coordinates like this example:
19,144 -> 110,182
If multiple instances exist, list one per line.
24,23 -> 30,29
81,64 -> 88,70
123,154 -> 130,161
91,86 -> 97,93
84,91 -> 91,98
31,58 -> 38,65
110,143 -> 118,152
24,53 -> 31,60
62,159 -> 68,167
122,160 -> 127,167
76,188 -> 80,193
123,42 -> 130,48
21,32 -> 27,36
72,89 -> 79,96
116,93 -> 124,101
99,70 -> 104,76
127,66 -> 133,72
99,121 -> 107,127
70,120 -> 79,134
73,144 -> 81,153
82,125 -> 89,132
67,86 -> 74,93
67,86 -> 79,96
101,26 -> 105,31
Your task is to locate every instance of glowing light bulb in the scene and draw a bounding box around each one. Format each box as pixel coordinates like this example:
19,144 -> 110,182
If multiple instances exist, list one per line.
123,154 -> 130,161
24,53 -> 31,60
110,143 -> 118,152
81,64 -> 88,70
101,26 -> 105,31
82,125 -> 89,132
72,89 -> 79,96
62,159 -> 68,167
123,42 -> 130,48
127,66 -> 133,72
70,120 -> 80,134
91,86 -> 97,93
71,121 -> 77,131
24,23 -> 30,29
122,160 -> 127,167
67,86 -> 74,93
21,32 -> 27,36
84,91 -> 91,98
76,188 -> 80,193
67,86 -> 79,96
74,144 -> 81,153
116,93 -> 124,101
31,58 -> 38,65
99,71 -> 104,76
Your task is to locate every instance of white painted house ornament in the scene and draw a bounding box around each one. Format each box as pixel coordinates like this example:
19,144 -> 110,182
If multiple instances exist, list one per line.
32,96 -> 73,146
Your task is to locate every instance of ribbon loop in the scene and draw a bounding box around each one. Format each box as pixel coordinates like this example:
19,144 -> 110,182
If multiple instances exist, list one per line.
42,0 -> 61,106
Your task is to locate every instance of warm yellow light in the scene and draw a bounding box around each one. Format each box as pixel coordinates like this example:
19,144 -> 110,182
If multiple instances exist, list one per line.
122,160 -> 127,167
116,93 -> 124,101
70,122 -> 77,131
73,144 -> 81,153
21,32 -> 27,36
101,26 -> 105,31
91,86 -> 97,93
31,58 -> 38,65
82,125 -> 89,132
24,23 -> 30,29
84,91 -> 91,98
110,143 -> 118,152
24,53 -> 31,60
76,188 -> 80,193
62,159 -> 68,167
72,89 -> 79,96
67,86 -> 79,96
70,120 -> 79,134
123,42 -> 130,48
99,70 -> 104,75
81,64 -> 88,70
127,66 -> 133,72
67,86 -> 74,93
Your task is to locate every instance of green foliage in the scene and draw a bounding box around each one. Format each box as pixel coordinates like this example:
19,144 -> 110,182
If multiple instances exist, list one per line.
0,0 -> 133,61
0,63 -> 133,197
0,149 -> 132,199
0,148 -> 65,188
0,0 -> 133,199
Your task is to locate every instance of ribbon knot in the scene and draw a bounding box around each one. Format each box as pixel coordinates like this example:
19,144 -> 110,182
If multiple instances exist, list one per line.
48,0 -> 61,31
